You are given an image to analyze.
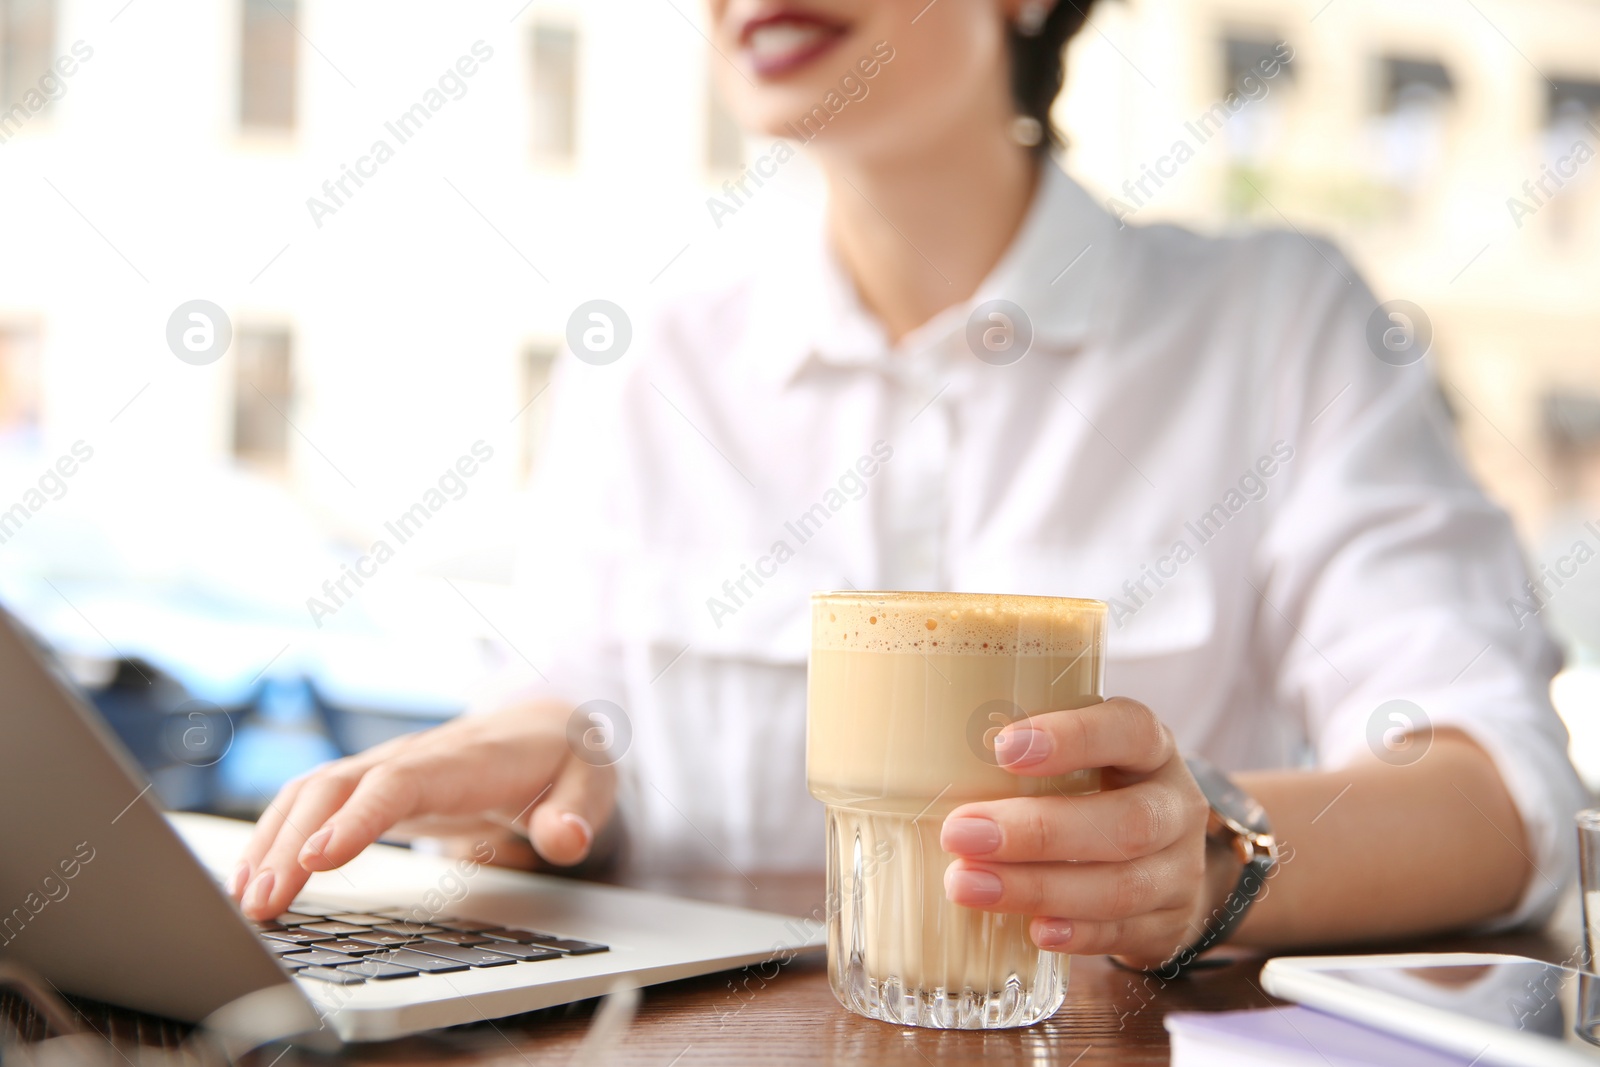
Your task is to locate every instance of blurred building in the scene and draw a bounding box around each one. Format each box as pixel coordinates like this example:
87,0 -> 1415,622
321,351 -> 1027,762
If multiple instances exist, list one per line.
0,0 -> 1596,769
1061,0 -> 1600,558
1059,0 -> 1600,777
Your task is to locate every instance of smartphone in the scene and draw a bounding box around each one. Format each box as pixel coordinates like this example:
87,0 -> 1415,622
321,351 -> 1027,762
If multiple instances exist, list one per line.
1262,953 -> 1599,1067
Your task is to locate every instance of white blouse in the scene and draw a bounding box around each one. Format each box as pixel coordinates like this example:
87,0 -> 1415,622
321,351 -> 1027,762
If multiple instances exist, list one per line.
511,162 -> 1586,927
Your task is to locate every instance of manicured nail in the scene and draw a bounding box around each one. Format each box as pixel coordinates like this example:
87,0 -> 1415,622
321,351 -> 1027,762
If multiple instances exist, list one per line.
226,861 -> 251,898
1034,920 -> 1073,949
995,727 -> 1050,767
243,869 -> 276,914
561,812 -> 594,855
941,816 -> 1002,856
299,827 -> 334,868
944,866 -> 1003,906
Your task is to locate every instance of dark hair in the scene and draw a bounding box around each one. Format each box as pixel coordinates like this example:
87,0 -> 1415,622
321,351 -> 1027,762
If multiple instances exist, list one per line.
1008,1 -> 1096,155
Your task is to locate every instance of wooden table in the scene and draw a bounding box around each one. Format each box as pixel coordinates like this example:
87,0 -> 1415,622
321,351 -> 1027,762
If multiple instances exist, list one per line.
0,869 -> 1577,1065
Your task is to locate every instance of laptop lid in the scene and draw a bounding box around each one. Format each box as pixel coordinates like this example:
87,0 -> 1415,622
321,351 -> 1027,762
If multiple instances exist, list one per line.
0,606 -> 319,1036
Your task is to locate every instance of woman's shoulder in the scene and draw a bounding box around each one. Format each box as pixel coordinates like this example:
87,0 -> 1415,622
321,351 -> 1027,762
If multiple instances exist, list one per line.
1115,214 -> 1362,308
1098,214 -> 1374,366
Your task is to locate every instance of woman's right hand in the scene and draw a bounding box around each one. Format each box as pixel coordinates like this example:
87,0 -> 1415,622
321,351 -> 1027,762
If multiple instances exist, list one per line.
228,700 -> 614,920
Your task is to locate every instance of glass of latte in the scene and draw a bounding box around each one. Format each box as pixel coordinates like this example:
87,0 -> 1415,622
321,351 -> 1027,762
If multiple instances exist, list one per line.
807,591 -> 1106,1029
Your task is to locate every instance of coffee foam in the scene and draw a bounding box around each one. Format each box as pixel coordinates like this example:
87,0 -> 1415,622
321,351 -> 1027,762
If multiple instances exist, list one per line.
812,591 -> 1104,655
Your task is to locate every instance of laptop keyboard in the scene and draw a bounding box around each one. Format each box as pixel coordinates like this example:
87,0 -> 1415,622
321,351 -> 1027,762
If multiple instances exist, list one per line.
253,902 -> 608,986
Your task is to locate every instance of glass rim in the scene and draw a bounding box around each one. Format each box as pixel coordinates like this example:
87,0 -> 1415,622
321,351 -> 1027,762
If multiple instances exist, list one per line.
811,590 -> 1107,614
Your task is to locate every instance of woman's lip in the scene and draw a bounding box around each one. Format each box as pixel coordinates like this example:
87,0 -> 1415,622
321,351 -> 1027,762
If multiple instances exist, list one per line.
738,8 -> 848,46
739,11 -> 849,78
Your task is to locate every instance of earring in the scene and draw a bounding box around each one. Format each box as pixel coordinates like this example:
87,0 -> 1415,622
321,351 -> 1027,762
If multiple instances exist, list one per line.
1016,1 -> 1050,36
1010,115 -> 1044,148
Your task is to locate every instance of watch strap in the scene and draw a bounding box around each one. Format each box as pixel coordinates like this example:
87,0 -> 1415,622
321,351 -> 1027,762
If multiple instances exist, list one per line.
1167,848 -> 1273,974
1144,760 -> 1278,979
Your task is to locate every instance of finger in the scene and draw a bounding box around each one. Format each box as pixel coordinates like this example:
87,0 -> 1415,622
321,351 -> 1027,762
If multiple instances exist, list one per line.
228,731 -> 419,902
942,848 -> 1196,919
230,775 -> 306,901
295,761 -> 425,873
414,829 -> 541,871
1029,911 -> 1191,964
529,756 -> 616,867
993,698 -> 1172,778
941,778 -> 1196,862
242,767 -> 363,918
387,813 -> 531,839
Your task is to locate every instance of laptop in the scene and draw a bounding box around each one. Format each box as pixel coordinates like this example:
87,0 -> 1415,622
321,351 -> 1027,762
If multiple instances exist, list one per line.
0,607 -> 823,1046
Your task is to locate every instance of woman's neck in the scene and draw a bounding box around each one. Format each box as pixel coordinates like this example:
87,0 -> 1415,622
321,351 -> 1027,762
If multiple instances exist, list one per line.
819,124 -> 1041,345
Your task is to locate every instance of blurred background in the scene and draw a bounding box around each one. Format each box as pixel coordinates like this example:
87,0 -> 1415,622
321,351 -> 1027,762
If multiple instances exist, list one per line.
0,0 -> 1595,811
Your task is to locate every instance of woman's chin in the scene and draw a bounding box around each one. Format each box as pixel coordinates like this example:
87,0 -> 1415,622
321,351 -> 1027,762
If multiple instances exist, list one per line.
732,99 -> 869,141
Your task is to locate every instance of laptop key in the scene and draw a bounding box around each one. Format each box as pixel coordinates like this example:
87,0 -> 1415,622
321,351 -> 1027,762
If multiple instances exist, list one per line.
283,948 -> 362,967
374,923 -> 445,937
324,913 -> 392,926
432,919 -> 499,933
346,930 -> 423,948
538,938 -> 608,956
470,941 -> 563,962
420,931 -> 491,946
474,928 -> 541,943
252,920 -> 286,933
262,940 -> 304,956
366,949 -> 470,974
480,929 -> 610,955
337,959 -> 419,980
370,907 -> 442,921
297,966 -> 365,985
273,912 -> 321,926
319,939 -> 386,956
262,929 -> 336,946
404,942 -> 519,967
286,903 -> 342,916
301,921 -> 371,936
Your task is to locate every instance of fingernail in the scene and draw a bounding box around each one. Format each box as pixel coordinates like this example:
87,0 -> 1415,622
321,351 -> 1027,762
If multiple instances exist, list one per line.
561,812 -> 594,855
1034,920 -> 1073,949
995,727 -> 1050,767
226,861 -> 251,898
299,827 -> 333,868
243,869 -> 275,914
941,816 -> 1002,856
944,866 -> 1003,906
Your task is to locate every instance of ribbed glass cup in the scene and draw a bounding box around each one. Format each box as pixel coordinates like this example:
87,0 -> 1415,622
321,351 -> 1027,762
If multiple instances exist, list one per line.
807,591 -> 1105,1028
1580,810 -> 1600,972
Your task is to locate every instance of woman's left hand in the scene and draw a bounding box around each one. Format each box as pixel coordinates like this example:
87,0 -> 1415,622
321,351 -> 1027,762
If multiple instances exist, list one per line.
939,697 -> 1213,968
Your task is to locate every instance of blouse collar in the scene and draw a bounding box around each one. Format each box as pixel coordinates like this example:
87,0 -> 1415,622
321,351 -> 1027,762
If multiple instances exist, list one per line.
745,160 -> 1123,389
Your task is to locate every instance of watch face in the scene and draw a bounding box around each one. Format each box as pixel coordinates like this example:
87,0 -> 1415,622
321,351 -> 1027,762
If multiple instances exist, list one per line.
1186,759 -> 1269,834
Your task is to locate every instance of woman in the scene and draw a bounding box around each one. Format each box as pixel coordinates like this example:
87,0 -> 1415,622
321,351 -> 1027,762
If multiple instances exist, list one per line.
233,0 -> 1585,970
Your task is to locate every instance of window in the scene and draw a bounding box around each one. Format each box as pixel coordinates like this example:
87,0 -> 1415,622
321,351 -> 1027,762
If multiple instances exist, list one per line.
1378,57 -> 1454,113
1215,35 -> 1295,165
1545,390 -> 1600,452
529,23 -> 577,164
232,327 -> 293,468
0,321 -> 42,436
1543,389 -> 1600,505
1541,78 -> 1600,241
0,0 -> 57,129
1221,36 -> 1295,97
706,75 -> 744,174
517,342 -> 558,481
1547,78 -> 1600,125
240,0 -> 296,131
1369,56 -> 1455,193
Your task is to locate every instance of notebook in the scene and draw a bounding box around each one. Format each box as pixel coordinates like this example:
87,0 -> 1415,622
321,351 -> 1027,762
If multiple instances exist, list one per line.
1165,1005 -> 1481,1067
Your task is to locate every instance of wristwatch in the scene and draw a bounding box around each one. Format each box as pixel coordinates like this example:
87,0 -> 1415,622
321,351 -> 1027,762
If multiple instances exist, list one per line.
1145,758 -> 1279,979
